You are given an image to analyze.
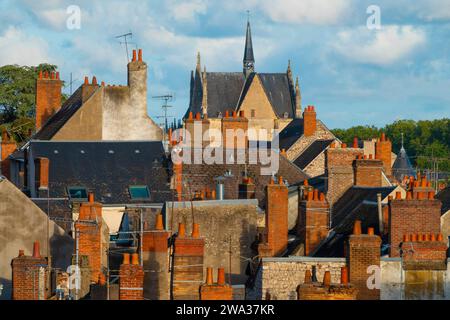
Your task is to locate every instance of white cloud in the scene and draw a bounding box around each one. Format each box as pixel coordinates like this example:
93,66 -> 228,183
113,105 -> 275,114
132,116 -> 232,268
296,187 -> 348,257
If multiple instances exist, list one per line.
0,27 -> 52,66
333,25 -> 426,66
167,0 -> 208,22
259,0 -> 352,25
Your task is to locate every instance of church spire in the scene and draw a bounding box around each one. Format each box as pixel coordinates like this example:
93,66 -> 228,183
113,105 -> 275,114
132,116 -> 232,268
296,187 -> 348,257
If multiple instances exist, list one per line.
196,52 -> 201,74
295,76 -> 302,119
243,15 -> 255,77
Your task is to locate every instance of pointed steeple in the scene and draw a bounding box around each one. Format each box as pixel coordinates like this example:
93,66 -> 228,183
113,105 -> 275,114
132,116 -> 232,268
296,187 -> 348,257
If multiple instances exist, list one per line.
202,66 -> 208,115
295,76 -> 302,118
196,52 -> 201,74
243,17 -> 255,77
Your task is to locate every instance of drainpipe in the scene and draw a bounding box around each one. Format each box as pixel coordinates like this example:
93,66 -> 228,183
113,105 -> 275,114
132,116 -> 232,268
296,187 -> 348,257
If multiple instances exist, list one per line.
377,193 -> 383,234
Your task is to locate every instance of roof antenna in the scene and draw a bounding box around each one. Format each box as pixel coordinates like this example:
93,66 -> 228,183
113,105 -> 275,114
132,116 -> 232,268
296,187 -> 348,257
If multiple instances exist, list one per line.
115,31 -> 133,63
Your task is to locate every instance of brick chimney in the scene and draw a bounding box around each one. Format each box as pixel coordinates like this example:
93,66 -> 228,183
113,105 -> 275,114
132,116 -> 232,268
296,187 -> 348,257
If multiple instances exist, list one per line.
375,133 -> 392,176
222,110 -> 249,150
119,253 -> 144,300
75,192 -> 103,282
1,129 -> 17,179
400,232 -> 447,270
238,176 -> 255,199
325,145 -> 364,205
297,189 -> 330,256
173,161 -> 183,201
200,267 -> 233,300
303,105 -> 317,137
11,241 -> 48,300
353,155 -> 383,187
347,221 -> 381,300
81,76 -> 100,103
172,222 -> 205,300
35,71 -> 62,131
34,157 -> 49,196
388,191 -> 442,257
141,214 -> 171,300
258,177 -> 289,257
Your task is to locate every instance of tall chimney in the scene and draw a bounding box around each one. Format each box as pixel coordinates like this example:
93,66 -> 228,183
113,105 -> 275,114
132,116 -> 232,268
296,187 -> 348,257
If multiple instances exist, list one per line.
35,70 -> 62,131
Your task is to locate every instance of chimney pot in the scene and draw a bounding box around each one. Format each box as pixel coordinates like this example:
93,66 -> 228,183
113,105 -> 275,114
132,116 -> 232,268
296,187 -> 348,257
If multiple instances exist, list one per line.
88,192 -> 94,203
225,110 -> 229,118
381,133 -> 386,142
178,223 -> 186,237
138,49 -> 143,62
84,76 -> 89,85
232,111 -> 237,118
155,214 -> 164,231
403,234 -> 410,242
437,233 -> 444,242
192,223 -> 200,238
307,191 -> 313,202
319,193 -> 325,202
56,72 -> 60,80
341,143 -> 347,149
39,71 -> 43,79
32,241 -> 41,258
18,249 -> 24,257
303,179 -> 309,186
323,271 -> 331,287
278,176 -> 284,185
206,267 -> 213,285
239,110 -> 245,117
411,234 -> 418,242
131,253 -> 139,265
195,112 -> 201,120
122,253 -> 130,265
406,191 -> 413,200
353,137 -> 358,148
430,233 -> 436,241
217,267 -> 226,285
340,267 -> 348,285
132,49 -> 137,62
92,76 -> 97,85
44,71 -> 49,79
367,227 -> 375,235
428,191 -> 435,200
353,220 -> 362,235
304,270 -> 312,283
188,112 -> 194,120
395,192 -> 402,200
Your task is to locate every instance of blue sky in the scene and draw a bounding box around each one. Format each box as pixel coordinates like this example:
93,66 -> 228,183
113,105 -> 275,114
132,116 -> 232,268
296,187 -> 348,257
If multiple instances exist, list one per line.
1,0 -> 450,129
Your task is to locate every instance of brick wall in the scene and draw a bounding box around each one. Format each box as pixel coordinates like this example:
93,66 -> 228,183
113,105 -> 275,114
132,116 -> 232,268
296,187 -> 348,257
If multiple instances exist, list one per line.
259,178 -> 288,257
172,223 -> 205,300
119,253 -> 144,300
11,242 -> 48,300
347,224 -> 381,300
389,193 -> 442,257
353,158 -> 383,187
35,71 -> 62,131
297,189 -> 329,256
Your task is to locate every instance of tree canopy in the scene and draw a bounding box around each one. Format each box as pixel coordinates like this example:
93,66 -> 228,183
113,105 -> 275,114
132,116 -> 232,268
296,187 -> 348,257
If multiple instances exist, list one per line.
332,119 -> 450,177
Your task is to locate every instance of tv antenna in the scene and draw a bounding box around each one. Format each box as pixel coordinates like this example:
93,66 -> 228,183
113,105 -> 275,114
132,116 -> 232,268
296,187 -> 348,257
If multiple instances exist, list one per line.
153,94 -> 175,143
115,32 -> 133,62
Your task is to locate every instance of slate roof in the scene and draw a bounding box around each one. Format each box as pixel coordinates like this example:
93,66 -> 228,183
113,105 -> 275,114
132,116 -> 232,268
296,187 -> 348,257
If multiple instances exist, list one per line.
331,186 -> 395,229
186,72 -> 295,119
33,86 -> 97,140
293,139 -> 334,170
392,147 -> 416,182
29,141 -> 172,204
278,118 -> 304,151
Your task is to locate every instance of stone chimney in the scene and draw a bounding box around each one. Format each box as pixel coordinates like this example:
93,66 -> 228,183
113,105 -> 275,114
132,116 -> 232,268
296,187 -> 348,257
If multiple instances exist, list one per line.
35,71 -> 62,131
127,49 -> 148,122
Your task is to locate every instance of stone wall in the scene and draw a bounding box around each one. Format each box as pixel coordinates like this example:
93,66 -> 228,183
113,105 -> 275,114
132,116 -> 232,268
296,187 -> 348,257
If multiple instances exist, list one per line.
247,257 -> 346,300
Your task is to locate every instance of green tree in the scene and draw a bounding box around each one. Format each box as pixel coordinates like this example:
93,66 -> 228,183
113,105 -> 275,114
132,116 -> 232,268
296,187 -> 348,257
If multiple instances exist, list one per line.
0,63 -> 65,142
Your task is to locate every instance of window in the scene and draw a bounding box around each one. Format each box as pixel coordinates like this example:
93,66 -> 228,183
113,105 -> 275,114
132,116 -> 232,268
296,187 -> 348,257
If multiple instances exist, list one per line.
129,186 -> 150,200
251,109 -> 256,118
67,186 -> 88,201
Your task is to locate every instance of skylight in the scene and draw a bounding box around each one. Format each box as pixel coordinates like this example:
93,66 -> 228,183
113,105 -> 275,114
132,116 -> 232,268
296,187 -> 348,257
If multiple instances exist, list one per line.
129,185 -> 150,200
67,186 -> 88,201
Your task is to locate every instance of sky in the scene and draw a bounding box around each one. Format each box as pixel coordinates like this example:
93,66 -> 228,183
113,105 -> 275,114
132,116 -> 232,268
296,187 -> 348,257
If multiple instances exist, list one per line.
0,0 -> 450,129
